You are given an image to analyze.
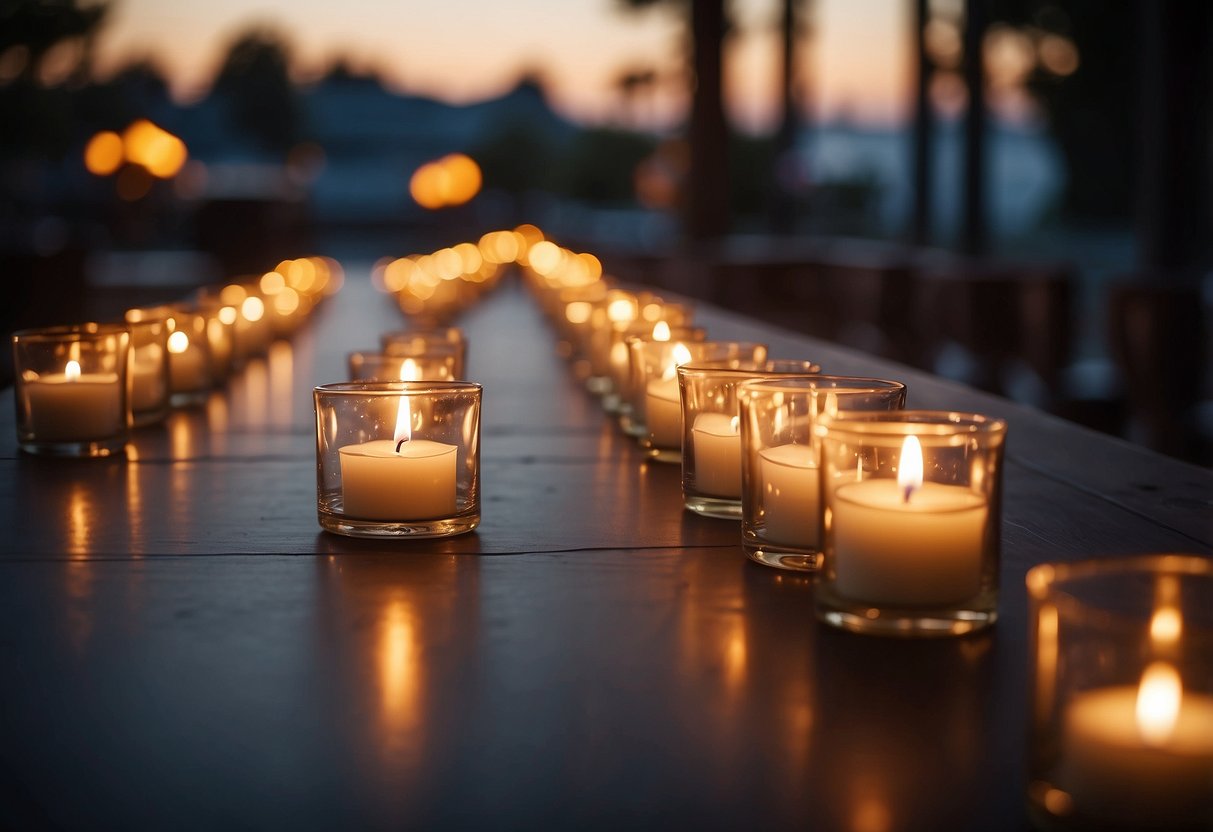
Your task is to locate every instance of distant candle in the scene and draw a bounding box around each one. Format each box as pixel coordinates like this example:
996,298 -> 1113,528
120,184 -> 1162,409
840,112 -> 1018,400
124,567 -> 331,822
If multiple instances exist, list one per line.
832,435 -> 986,605
167,330 -> 208,393
759,443 -> 820,547
691,412 -> 742,498
645,341 -> 690,449
129,342 -> 167,411
24,360 -> 124,441
1059,662 -> 1213,831
339,393 -> 457,521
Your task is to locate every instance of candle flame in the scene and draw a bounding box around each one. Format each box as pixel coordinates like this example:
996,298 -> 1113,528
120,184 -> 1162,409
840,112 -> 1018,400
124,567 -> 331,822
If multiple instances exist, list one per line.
1136,661 -> 1182,746
652,320 -> 671,341
241,295 -> 265,323
897,435 -> 923,502
393,394 -> 412,450
167,330 -> 190,354
218,305 -> 238,325
607,298 -> 635,323
663,342 -> 693,381
65,359 -> 81,381
399,358 -> 419,381
730,416 -> 739,434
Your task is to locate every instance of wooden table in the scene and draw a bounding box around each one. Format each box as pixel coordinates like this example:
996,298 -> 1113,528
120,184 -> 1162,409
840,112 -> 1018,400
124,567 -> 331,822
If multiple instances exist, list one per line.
1,266 -> 1209,830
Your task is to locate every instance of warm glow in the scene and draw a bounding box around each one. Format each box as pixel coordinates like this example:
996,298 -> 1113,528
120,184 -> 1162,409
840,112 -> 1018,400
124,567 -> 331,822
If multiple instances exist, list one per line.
664,342 -> 693,380
122,118 -> 187,179
1136,661 -> 1182,746
259,271 -> 286,295
241,296 -> 265,323
577,252 -> 603,281
167,330 -> 190,354
65,359 -> 81,381
84,131 -> 124,176
1039,34 -> 1080,77
393,394 -> 412,446
652,321 -> 671,341
219,283 -> 247,306
897,435 -> 923,501
400,358 -> 419,382
409,153 -> 481,209
528,240 -> 563,276
1151,607 -> 1183,647
218,305 -> 237,326
607,297 -> 636,323
564,301 -> 592,325
273,287 -> 300,316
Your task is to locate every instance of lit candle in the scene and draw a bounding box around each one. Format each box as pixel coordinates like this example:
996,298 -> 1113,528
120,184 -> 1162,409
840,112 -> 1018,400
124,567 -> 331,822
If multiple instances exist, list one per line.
645,342 -> 690,448
691,413 -> 741,498
338,392 -> 457,521
832,435 -> 987,605
1059,661 -> 1213,830
166,330 -> 208,393
24,359 -> 124,441
759,443 -> 820,547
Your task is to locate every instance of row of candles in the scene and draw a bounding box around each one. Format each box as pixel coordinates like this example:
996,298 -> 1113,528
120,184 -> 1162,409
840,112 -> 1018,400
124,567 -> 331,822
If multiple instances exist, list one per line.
11,256 -> 342,457
334,233 -> 1210,832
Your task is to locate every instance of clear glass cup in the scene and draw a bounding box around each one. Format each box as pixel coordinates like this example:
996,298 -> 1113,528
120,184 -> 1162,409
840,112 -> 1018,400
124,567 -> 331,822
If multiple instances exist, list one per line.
381,328 -> 467,379
1026,555 -> 1213,832
11,323 -> 130,457
639,340 -> 769,463
165,307 -> 213,405
122,314 -> 171,427
738,376 -> 907,571
348,350 -> 459,382
621,325 -> 707,437
314,381 -> 481,538
814,411 -> 1006,636
677,359 -> 822,518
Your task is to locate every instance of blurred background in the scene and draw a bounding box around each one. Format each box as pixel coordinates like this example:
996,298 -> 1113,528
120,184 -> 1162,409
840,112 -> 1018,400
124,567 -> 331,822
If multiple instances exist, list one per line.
1,0 -> 1209,464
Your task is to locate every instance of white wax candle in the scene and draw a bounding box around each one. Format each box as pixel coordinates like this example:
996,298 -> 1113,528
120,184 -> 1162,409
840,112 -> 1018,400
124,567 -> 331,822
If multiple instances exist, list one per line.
759,443 -> 820,547
832,479 -> 986,605
24,367 -> 124,441
645,377 -> 681,448
691,412 -> 741,498
339,439 -> 457,521
167,331 -> 209,393
129,343 -> 167,411
1059,678 -> 1213,830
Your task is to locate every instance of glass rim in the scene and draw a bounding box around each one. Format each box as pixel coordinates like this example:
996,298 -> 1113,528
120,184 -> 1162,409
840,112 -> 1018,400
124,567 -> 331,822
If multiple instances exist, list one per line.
816,410 -> 1006,438
380,327 -> 465,342
737,374 -> 906,397
624,326 -> 707,344
314,380 -> 481,397
677,359 -> 821,377
12,322 -> 131,340
1026,553 -> 1213,601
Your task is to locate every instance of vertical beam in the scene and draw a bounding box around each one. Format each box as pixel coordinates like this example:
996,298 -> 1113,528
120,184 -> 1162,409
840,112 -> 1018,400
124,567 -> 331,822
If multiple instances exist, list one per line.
771,0 -> 800,234
1136,1 -> 1213,275
961,0 -> 987,255
910,0 -> 933,245
686,0 -> 730,241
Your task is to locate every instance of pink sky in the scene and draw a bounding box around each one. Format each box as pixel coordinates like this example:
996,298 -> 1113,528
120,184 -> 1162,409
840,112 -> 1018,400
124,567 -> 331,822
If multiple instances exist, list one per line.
93,0 -> 913,131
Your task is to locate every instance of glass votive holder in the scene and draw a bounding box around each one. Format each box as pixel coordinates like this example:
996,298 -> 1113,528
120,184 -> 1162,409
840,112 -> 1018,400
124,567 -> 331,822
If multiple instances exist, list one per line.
381,328 -> 467,379
123,314 -> 171,427
677,359 -> 822,518
164,308 -> 212,406
737,376 -> 907,572
11,323 -> 130,457
348,350 -> 458,382
621,325 -> 707,437
314,381 -> 481,538
639,340 -> 769,463
1026,555 -> 1213,832
814,411 -> 1006,637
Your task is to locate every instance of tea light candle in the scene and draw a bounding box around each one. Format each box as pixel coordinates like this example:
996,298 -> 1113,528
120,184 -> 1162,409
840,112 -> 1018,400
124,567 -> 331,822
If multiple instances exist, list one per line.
645,341 -> 691,448
759,443 -> 820,547
832,436 -> 986,605
129,342 -> 167,411
1060,662 -> 1213,830
166,330 -> 208,393
24,360 -> 124,441
691,412 -> 742,498
339,394 -> 457,521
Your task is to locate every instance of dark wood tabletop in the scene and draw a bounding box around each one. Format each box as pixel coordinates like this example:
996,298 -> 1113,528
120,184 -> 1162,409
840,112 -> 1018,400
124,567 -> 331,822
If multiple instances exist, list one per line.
1,266 -> 1209,831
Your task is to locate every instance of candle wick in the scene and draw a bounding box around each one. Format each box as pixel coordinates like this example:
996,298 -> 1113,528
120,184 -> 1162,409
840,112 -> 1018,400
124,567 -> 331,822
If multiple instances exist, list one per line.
395,438 -> 407,453
902,485 -> 914,504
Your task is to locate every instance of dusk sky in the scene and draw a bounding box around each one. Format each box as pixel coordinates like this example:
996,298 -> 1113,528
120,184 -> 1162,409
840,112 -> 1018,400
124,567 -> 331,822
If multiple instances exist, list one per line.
91,0 -> 913,131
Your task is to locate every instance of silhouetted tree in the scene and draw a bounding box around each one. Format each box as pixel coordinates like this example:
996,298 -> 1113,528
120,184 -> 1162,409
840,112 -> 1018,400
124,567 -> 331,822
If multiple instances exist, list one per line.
211,28 -> 301,154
